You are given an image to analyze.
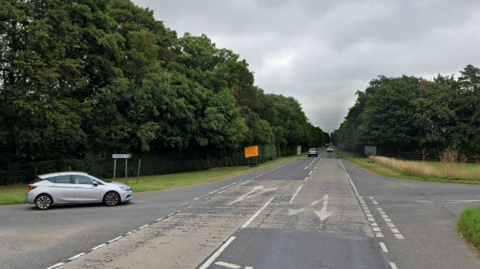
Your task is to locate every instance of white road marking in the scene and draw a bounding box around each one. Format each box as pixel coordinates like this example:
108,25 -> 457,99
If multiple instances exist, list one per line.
68,253 -> 85,261
304,176 -> 309,181
46,263 -> 64,269
199,236 -> 236,269
215,261 -> 241,268
92,243 -> 106,251
387,223 -> 396,228
375,233 -> 384,238
309,171 -> 313,176
289,194 -> 329,216
228,186 -> 277,206
314,195 -> 333,222
108,236 -> 123,243
395,234 -> 405,239
390,262 -> 398,269
373,227 -> 381,232
242,197 -> 275,229
156,217 -> 164,222
380,242 -> 389,253
139,224 -> 149,230
391,228 -> 400,233
290,185 -> 303,203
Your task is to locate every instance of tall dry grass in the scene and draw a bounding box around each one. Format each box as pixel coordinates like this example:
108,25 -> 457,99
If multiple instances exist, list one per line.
369,155 -> 480,181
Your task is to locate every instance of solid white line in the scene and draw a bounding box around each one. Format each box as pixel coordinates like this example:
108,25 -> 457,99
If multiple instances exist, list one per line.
92,243 -> 106,251
290,186 -> 303,203
390,262 -> 398,269
46,263 -> 64,269
68,253 -> 85,261
108,236 -> 123,243
380,242 -> 389,253
241,197 -> 275,229
199,236 -> 236,269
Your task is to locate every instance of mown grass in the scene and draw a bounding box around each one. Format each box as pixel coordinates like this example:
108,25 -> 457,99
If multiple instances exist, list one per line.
0,153 -> 305,206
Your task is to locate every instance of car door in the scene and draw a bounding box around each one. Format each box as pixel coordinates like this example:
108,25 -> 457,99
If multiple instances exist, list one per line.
48,175 -> 76,203
73,175 -> 104,203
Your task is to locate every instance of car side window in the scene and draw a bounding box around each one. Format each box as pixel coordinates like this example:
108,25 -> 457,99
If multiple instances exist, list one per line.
74,175 -> 94,184
54,175 -> 71,184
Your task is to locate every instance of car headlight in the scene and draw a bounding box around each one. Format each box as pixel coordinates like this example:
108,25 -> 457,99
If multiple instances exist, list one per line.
119,186 -> 132,191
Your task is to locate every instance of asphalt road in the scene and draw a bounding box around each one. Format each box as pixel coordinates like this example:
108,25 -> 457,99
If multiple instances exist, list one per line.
2,151 -> 480,269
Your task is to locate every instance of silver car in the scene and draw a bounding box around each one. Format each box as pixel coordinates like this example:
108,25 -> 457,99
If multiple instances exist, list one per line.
26,171 -> 133,210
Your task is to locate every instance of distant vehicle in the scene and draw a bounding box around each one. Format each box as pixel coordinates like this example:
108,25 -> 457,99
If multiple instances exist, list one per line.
327,147 -> 334,152
26,171 -> 133,210
308,148 -> 318,157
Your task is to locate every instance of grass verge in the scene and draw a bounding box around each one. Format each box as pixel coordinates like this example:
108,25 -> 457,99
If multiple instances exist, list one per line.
458,208 -> 480,250
0,153 -> 305,206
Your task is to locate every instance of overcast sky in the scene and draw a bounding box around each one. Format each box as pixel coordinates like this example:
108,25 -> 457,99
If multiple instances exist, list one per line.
131,0 -> 480,133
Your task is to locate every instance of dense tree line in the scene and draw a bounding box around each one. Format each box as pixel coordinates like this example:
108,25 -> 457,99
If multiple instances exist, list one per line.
0,0 -> 328,183
332,65 -> 480,158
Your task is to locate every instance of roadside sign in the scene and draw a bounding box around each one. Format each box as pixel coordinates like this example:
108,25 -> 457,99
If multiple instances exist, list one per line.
365,146 -> 377,155
112,154 -> 131,183
245,146 -> 259,158
297,145 -> 302,155
112,154 -> 131,159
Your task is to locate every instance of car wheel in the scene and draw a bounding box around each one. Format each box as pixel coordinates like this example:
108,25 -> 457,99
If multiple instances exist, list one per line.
103,192 -> 120,206
35,194 -> 53,210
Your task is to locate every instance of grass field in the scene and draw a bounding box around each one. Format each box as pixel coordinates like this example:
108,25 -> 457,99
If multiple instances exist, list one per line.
335,150 -> 480,184
0,153 -> 305,206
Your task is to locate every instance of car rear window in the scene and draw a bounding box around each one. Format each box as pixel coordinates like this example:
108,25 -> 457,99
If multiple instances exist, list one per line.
55,175 -> 71,183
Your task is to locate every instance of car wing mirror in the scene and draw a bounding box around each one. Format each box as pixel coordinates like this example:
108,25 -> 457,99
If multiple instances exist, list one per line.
92,181 -> 99,186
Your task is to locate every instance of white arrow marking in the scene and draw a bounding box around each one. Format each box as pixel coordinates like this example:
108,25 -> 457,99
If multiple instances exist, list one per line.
215,261 -> 241,268
314,195 -> 332,222
288,194 -> 331,217
228,185 -> 277,205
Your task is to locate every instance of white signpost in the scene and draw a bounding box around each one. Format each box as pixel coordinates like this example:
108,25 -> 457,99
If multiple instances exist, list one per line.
112,154 -> 131,183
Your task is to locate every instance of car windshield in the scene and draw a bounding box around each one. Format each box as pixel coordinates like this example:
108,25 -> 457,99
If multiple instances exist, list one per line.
309,148 -> 316,151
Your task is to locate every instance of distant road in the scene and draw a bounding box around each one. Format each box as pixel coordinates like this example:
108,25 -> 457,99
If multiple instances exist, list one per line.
2,151 -> 480,269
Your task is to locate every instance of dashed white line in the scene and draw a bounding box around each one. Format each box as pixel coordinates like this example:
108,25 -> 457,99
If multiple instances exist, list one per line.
309,171 -> 313,175
46,263 -> 64,269
390,262 -> 398,269
304,176 -> 309,181
108,236 -> 123,243
68,253 -> 85,261
92,243 -> 106,251
138,224 -> 149,230
380,242 -> 389,253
